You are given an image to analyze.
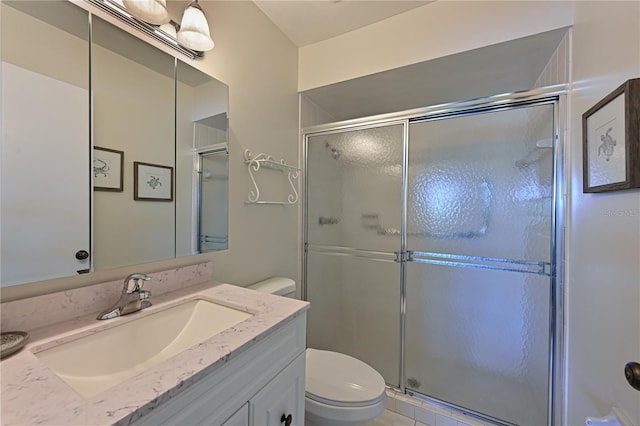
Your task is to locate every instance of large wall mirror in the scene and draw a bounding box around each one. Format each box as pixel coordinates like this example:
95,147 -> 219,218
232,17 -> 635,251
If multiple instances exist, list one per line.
1,0 -> 229,288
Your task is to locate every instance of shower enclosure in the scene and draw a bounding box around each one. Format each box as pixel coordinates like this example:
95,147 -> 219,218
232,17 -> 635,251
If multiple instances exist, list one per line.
303,89 -> 564,426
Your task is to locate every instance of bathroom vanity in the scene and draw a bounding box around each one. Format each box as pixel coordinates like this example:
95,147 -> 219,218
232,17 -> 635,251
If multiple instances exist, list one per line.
0,281 -> 308,425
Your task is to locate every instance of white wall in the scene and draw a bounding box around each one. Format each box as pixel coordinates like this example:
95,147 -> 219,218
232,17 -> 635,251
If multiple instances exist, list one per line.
299,1 -> 573,91
566,2 -> 640,424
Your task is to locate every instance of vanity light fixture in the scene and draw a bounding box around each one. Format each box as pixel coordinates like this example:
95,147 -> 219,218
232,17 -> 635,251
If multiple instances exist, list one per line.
87,0 -> 203,59
177,0 -> 214,52
158,21 -> 177,40
122,0 -> 170,25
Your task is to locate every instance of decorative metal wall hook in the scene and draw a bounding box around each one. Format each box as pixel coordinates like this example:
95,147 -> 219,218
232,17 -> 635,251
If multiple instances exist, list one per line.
243,149 -> 299,205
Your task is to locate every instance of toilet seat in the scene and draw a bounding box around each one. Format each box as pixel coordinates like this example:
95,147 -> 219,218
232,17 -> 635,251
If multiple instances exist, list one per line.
305,349 -> 386,407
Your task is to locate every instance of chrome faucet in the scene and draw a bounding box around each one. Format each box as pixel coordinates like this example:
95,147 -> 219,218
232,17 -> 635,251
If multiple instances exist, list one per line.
97,273 -> 152,320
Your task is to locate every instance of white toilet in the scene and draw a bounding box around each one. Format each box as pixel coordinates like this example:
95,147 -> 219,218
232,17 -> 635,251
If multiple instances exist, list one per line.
248,277 -> 387,426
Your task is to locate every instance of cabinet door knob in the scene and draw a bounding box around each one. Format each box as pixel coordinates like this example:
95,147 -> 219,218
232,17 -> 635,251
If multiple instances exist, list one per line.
280,413 -> 292,426
75,250 -> 90,260
624,362 -> 640,391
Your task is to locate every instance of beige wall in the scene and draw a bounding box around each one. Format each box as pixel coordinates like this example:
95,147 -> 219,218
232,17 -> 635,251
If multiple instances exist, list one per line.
92,43 -> 175,270
191,1 -> 299,286
0,3 -> 88,89
567,2 -> 640,424
91,0 -> 300,287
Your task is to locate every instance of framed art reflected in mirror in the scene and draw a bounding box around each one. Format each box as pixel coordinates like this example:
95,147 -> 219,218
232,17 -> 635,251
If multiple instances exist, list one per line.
94,147 -> 124,192
134,162 -> 174,201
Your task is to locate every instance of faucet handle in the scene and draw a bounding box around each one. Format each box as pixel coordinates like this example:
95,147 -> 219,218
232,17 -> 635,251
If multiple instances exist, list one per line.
124,273 -> 151,293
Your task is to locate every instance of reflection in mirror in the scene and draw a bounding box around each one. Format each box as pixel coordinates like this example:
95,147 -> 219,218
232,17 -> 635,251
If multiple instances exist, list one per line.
197,150 -> 229,253
92,16 -> 176,270
1,1 -> 90,286
176,60 -> 229,256
0,1 -> 229,289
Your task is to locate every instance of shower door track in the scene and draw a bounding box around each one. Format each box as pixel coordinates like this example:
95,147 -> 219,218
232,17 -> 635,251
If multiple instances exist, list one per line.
302,85 -> 567,426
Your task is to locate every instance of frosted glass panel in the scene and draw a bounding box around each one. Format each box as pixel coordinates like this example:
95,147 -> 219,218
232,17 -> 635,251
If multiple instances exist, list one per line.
305,101 -> 556,425
307,125 -> 403,252
405,263 -> 550,425
405,104 -> 554,425
306,252 -> 401,386
408,104 -> 554,261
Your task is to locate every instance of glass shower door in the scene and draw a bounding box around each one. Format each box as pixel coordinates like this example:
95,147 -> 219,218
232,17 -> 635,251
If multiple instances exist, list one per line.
405,104 -> 555,425
198,150 -> 228,252
305,123 -> 404,387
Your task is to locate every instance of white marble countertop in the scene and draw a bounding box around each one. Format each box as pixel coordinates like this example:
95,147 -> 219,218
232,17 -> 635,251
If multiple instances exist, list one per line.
0,282 -> 309,426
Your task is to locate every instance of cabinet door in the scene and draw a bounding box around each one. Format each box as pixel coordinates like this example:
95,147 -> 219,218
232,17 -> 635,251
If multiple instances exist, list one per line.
250,353 -> 305,426
221,403 -> 249,426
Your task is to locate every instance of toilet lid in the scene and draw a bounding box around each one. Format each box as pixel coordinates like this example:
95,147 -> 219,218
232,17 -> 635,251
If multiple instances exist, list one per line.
305,349 -> 386,407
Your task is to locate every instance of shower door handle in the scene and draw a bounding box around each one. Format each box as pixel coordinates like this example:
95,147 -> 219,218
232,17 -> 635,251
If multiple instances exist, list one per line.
394,251 -> 412,263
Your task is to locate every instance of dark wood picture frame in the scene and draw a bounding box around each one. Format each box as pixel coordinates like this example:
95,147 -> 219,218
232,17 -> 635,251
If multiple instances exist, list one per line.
133,161 -> 174,201
583,78 -> 640,193
94,146 -> 124,192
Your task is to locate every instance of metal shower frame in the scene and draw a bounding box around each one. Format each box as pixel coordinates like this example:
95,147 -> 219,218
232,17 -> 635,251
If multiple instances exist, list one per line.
301,84 -> 567,425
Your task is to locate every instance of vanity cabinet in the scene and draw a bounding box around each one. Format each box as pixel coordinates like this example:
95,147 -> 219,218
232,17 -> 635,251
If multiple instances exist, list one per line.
221,404 -> 249,426
248,353 -> 305,426
133,312 -> 306,426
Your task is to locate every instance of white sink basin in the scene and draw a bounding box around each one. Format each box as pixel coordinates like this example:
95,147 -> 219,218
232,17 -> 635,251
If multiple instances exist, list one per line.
34,298 -> 252,398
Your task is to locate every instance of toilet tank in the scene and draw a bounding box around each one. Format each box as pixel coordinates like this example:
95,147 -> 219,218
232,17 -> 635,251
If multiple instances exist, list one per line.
248,277 -> 296,298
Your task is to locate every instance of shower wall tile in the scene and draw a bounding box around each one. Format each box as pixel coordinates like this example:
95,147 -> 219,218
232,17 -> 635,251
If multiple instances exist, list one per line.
414,405 -> 436,425
301,94 -> 336,127
385,390 -> 397,411
534,30 -> 570,87
435,414 -> 458,426
395,396 -> 417,418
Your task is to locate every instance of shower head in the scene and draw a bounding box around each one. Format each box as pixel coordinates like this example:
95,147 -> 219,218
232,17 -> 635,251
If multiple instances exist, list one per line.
325,142 -> 340,159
